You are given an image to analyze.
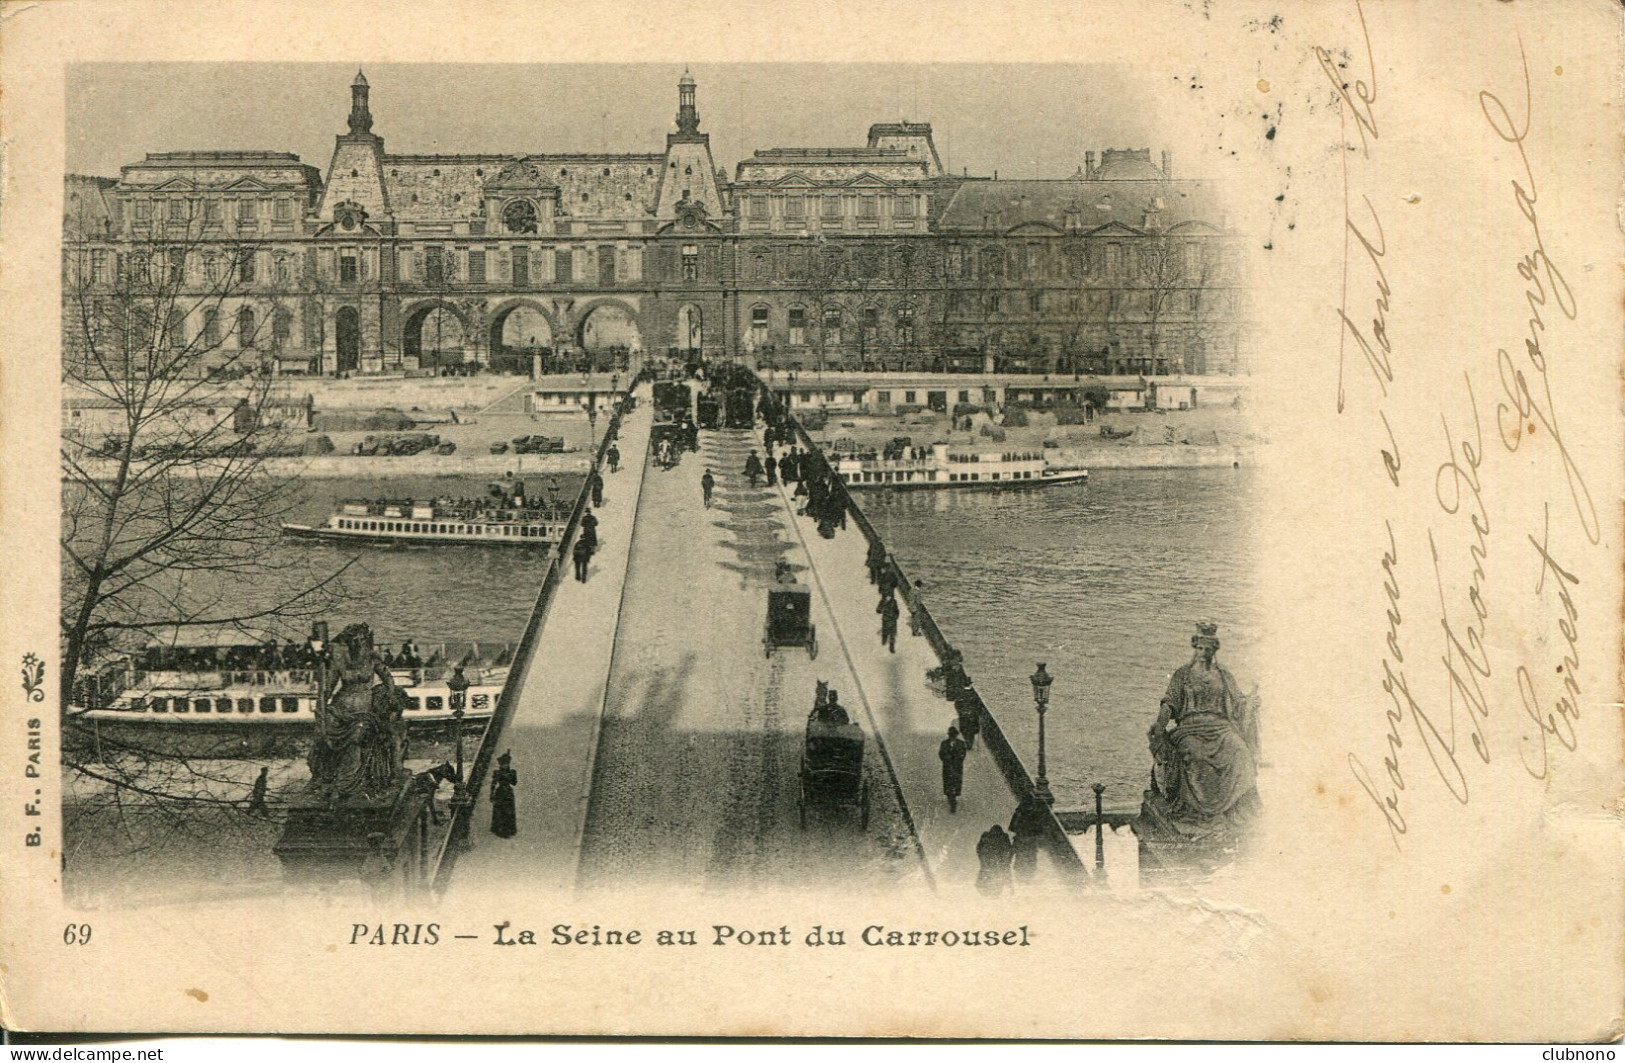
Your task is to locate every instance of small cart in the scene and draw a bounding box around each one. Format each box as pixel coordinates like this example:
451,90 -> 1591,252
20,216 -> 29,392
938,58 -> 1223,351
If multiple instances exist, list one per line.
798,717 -> 869,830
764,585 -> 817,659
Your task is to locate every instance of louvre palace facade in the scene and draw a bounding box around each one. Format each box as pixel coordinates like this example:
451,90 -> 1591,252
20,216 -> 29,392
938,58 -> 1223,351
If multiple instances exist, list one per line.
62,70 -> 1247,378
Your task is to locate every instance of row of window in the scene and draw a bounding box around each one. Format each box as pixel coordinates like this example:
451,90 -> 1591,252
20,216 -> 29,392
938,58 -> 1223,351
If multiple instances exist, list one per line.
835,468 -> 1039,485
743,194 -> 919,221
337,518 -> 553,538
399,244 -> 670,286
749,304 -> 916,346
129,197 -> 302,226
117,691 -> 493,714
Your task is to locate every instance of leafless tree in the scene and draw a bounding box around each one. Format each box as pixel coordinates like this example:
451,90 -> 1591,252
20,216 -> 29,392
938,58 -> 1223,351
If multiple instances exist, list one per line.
60,217 -> 354,725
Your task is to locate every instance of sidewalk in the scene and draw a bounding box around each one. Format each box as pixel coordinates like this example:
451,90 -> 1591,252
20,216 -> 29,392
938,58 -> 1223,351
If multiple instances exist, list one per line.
444,383 -> 653,897
572,426 -> 928,890
777,466 -> 1072,895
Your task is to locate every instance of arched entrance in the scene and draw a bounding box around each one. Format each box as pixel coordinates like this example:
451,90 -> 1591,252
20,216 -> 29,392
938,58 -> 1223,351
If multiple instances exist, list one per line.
576,302 -> 640,372
404,302 -> 468,369
489,303 -> 554,374
676,304 -> 702,353
335,307 -> 361,374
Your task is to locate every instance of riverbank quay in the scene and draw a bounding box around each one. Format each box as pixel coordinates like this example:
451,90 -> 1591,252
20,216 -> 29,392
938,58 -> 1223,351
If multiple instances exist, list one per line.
69,437 -> 1248,483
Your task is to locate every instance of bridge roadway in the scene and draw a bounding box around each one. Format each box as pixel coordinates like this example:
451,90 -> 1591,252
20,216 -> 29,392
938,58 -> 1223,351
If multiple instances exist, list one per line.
449,394 -> 1066,895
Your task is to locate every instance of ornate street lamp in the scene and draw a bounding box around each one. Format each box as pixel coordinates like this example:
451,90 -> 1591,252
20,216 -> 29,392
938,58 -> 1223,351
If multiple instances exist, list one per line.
447,664 -> 470,781
1029,662 -> 1055,805
308,621 -> 329,721
447,664 -> 472,851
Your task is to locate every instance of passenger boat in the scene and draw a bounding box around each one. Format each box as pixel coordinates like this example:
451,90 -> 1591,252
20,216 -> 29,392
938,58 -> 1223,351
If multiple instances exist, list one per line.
282,493 -> 570,549
66,626 -> 511,758
831,442 -> 1089,491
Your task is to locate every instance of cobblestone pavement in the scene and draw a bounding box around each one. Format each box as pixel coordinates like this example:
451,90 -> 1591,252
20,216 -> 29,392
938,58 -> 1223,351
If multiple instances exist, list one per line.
576,428 -> 925,890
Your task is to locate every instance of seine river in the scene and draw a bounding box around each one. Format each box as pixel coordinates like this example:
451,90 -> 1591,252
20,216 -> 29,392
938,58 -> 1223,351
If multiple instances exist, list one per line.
857,467 -> 1260,812
76,466 -> 1254,812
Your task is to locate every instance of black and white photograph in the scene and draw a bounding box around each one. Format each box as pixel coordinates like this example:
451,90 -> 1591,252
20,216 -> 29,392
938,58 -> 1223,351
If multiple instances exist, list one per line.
2,0 -> 1621,1044
58,61 -> 1261,904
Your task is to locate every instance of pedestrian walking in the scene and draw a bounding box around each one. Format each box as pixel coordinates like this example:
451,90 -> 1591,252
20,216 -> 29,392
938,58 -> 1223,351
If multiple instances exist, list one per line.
976,824 -> 1015,896
939,726 -> 968,813
580,509 -> 599,551
955,676 -> 981,749
765,453 -> 778,486
246,766 -> 270,817
490,751 -> 518,838
878,558 -> 899,599
1009,792 -> 1049,883
779,450 -> 795,485
877,590 -> 900,653
589,468 -> 605,508
744,450 -> 764,488
572,533 -> 594,582
701,469 -> 716,508
909,579 -> 927,636
865,538 -> 887,585
607,444 -> 620,473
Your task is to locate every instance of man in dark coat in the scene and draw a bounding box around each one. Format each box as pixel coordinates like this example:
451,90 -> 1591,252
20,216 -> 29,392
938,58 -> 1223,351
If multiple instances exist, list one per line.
588,469 -> 605,508
877,558 -> 900,600
778,450 -> 796,485
877,591 -> 900,653
572,532 -> 594,582
579,509 -> 599,552
607,444 -> 620,473
976,824 -> 1014,896
1009,793 -> 1050,883
955,676 -> 981,749
939,725 -> 968,813
701,469 -> 716,508
865,539 -> 887,585
744,451 -> 764,488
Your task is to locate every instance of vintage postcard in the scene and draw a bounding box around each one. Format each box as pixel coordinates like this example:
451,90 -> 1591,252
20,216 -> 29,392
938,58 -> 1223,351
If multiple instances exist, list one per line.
0,0 -> 1620,1041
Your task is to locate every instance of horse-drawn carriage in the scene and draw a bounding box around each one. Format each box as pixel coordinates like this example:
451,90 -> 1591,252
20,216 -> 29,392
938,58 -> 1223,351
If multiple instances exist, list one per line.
764,585 -> 817,659
799,713 -> 869,830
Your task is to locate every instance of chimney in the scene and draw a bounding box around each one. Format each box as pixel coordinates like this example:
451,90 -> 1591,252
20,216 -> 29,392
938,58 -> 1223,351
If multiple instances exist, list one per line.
1085,151 -> 1096,180
1161,150 -> 1172,178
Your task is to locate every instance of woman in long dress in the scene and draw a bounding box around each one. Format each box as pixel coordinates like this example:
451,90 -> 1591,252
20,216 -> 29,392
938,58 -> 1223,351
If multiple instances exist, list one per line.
490,751 -> 518,838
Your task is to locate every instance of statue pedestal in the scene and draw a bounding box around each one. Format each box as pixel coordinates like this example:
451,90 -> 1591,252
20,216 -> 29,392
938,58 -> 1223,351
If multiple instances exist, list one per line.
1134,788 -> 1233,878
273,772 -> 423,885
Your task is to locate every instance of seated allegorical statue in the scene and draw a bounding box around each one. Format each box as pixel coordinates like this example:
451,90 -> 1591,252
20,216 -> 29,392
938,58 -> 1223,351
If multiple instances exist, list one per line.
1147,621 -> 1261,835
308,623 -> 408,807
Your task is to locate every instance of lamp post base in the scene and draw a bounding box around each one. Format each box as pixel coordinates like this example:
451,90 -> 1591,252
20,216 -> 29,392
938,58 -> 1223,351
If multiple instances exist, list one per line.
1032,776 -> 1055,805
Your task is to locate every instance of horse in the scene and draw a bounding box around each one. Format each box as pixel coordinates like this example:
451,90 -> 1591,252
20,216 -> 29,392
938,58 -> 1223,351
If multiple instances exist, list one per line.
408,761 -> 459,825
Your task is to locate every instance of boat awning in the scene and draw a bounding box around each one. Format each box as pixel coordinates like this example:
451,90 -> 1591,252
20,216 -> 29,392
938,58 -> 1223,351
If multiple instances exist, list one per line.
141,624 -> 281,649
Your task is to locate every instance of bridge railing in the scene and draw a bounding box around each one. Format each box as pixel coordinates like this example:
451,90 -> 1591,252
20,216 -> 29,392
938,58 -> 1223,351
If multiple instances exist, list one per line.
429,391 -> 633,894
755,374 -> 1090,882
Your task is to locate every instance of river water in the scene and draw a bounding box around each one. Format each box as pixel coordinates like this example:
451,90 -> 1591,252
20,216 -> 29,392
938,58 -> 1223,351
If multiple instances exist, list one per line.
71,466 -> 1254,813
856,467 -> 1260,813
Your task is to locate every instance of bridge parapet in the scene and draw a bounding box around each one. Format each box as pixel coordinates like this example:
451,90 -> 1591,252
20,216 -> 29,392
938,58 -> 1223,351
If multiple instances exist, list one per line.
755,370 -> 1094,884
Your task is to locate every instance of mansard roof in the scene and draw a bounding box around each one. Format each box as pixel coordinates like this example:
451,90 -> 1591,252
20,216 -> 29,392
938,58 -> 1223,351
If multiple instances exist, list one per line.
935,178 -> 1226,234
381,152 -> 667,221
117,151 -> 323,192
734,146 -> 930,185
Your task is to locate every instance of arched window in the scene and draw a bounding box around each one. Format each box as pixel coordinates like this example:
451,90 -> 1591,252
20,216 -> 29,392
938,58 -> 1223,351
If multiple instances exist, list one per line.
237,306 -> 256,348
272,307 -> 293,350
503,200 -> 538,234
821,306 -> 843,346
